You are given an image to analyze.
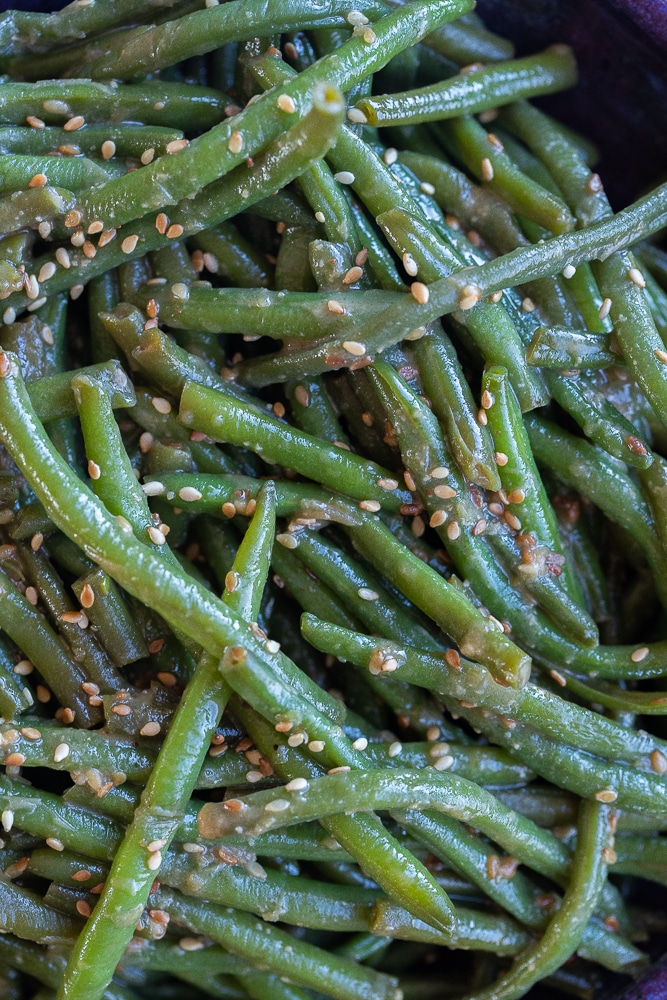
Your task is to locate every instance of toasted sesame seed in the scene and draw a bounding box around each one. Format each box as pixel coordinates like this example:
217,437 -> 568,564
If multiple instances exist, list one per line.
505,512 -> 521,531
655,349 -> 667,364
433,484 -> 456,499
101,140 -> 116,160
334,170 -> 355,185
458,283 -> 482,310
112,703 -> 131,716
594,788 -> 618,803
327,299 -> 345,314
480,157 -> 494,181
508,489 -> 525,504
25,586 -> 39,606
276,93 -> 297,114
28,172 -> 48,188
222,501 -> 236,518
343,265 -> 363,285
347,107 -> 368,124
20,727 -> 41,740
26,116 -> 45,129
411,281 -> 429,304
147,850 -> 162,870
631,646 -> 649,662
521,297 -> 535,312
121,234 -> 139,254
447,521 -> 461,540
495,452 -> 509,466
53,742 -> 70,762
64,115 -> 85,131
342,339 -> 366,356
151,396 -> 172,414
82,240 -> 97,259
98,228 -> 116,247
598,297 -> 612,320
148,526 -> 166,546
628,267 -> 646,288
46,837 -> 64,851
166,223 -> 184,239
651,749 -> 667,774
549,669 -> 567,687
429,510 -> 447,528
362,27 -> 376,43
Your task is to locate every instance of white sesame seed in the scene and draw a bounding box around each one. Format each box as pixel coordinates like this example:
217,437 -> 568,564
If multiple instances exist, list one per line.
151,397 -> 172,414
178,486 -> 203,502
171,282 -> 189,300
25,274 -> 40,300
362,27 -> 376,43
598,297 -> 612,320
429,466 -> 449,478
62,115 -> 84,132
148,526 -> 166,545
411,281 -> 429,304
140,147 -> 155,165
433,484 -> 456,499
315,211 -> 326,223
347,107 -> 368,124
69,284 -> 84,300
1,809 -> 13,832
628,267 -> 646,288
38,261 -> 57,284
420,181 -> 436,196
121,234 -> 139,254
433,754 -> 454,771
26,116 -> 45,129
594,788 -> 617,803
630,646 -> 649,663
53,742 -> 70,762
101,140 -> 116,160
388,741 -> 402,757
521,297 -> 535,312
147,850 -> 162,870
359,499 -> 381,512
458,283 -> 482,310
447,521 -> 461,540
430,742 -> 451,757
342,340 -> 366,356
88,460 -> 101,480
352,737 -> 368,751
327,299 -> 345,314
480,157 -> 494,181
166,138 -> 189,154
495,452 -> 509,466
358,587 -> 379,601
402,252 -> 418,277
404,325 -> 426,340
142,481 -> 165,496
277,94 -> 297,114
383,147 -> 398,166
2,308 -> 15,325
308,740 -> 325,752
562,264 -> 576,279
265,798 -> 290,812
347,9 -> 369,24
285,777 -> 308,792
287,732 -> 306,747
277,532 -> 298,549
27,296 -> 47,313
655,349 -> 667,364
334,171 -> 355,185
429,510 -> 447,528
140,721 -> 161,737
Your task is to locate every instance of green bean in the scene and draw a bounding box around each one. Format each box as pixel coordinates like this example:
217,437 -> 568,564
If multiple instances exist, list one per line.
0,185 -> 75,236
460,802 -> 615,1000
178,381 -> 412,511
356,47 -> 576,126
526,326 -> 616,369
285,376 -> 350,444
0,155 -> 112,196
60,0 -> 471,237
22,361 -> 134,423
0,876 -> 80,946
0,632 -> 33,719
0,80 -> 228,131
56,483 -> 277,1000
412,6 -> 515,63
192,222 -> 273,290
0,124 -> 186,160
70,568 -> 148,669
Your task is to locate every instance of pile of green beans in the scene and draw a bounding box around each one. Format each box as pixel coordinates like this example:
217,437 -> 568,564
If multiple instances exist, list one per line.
0,2 -> 667,999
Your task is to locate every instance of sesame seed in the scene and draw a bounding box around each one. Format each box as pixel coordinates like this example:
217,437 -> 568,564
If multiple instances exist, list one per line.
53,742 -> 70,762
327,299 -> 345,314
142,481 -> 164,496
98,228 -> 116,247
401,252 -> 418,277
433,754 -> 454,771
308,740 -> 325,752
46,837 -> 65,851
25,587 -> 39,606
447,521 -> 461,540
121,234 -> 139,254
222,502 -> 237,518
28,172 -> 47,188
285,777 -> 308,792
64,115 -> 85,131
362,27 -> 376,43
166,223 -> 184,239
26,116 -> 45,129
655,349 -> 667,364
27,296 -> 47,313
505,512 -> 521,531
273,92 -> 296,114
20,727 -> 41,740
180,937 -> 205,951
521,297 -> 535,312
429,510 -> 447,528
358,587 -> 379,601
82,240 -> 96,259
562,264 -> 576,279
383,147 -> 398,166
586,173 -> 603,193
334,170 -> 355,185
480,157 -> 494,181
601,846 -> 617,864
549,669 -> 567,687
598,297 -> 612,320
76,900 -> 91,918
347,107 -> 368,124
594,788 -> 617,803
628,267 -> 646,288
3,308 -> 15,325
429,742 -> 451,757
495,452 -> 509,466
377,477 -> 399,491
166,138 -> 189,154
147,850 -> 162,870
411,281 -> 429,304
72,869 -> 91,882
101,140 -> 116,160
328,765 -> 351,774
148,526 -> 166,546
25,274 -> 40,300
151,397 -> 172,414
277,532 -> 298,549
178,486 -> 203,502
433,484 -> 456,499
508,489 -> 525,503
342,265 -> 363,285
458,283 -> 482,310
69,284 -> 84,301
388,741 -> 402,757
261,797 -> 290,814
225,571 -> 239,593
651,749 -> 667,774
314,211 -> 326,224
342,340 -> 366,356
287,732 -> 306,747
38,262 -> 56,284
112,703 -> 131,716
347,9 -> 369,24
630,646 -> 649,662
171,281 -> 188,299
